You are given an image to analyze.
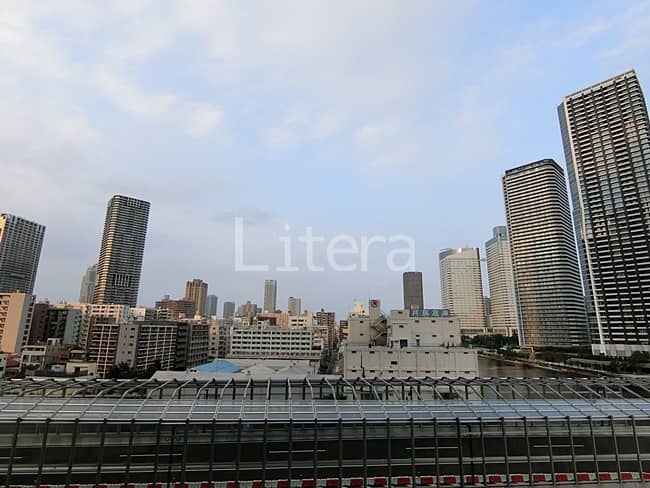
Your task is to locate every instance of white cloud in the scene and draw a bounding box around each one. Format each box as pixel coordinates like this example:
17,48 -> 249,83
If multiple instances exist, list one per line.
94,68 -> 177,117
185,103 -> 225,137
0,7 -> 70,79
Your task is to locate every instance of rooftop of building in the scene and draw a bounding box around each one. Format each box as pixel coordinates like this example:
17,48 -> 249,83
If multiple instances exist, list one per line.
503,158 -> 561,176
562,68 -> 636,100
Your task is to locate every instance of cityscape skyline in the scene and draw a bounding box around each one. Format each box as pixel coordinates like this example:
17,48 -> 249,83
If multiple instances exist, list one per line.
1,2 -> 650,319
3,4 -> 650,484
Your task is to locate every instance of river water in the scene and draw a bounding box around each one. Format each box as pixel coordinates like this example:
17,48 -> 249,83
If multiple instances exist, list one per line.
478,355 -> 572,378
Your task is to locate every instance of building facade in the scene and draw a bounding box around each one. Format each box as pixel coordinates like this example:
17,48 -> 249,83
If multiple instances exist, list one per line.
87,321 -> 120,378
205,294 -> 218,318
0,292 -> 34,354
347,299 -> 387,347
0,214 -> 45,294
78,264 -> 97,304
93,195 -> 150,307
559,70 -> 650,356
184,279 -> 208,317
344,308 -> 477,378
114,322 -> 178,374
175,322 -> 210,370
288,296 -> 301,316
485,226 -> 519,336
155,296 -> 196,320
27,300 -> 49,345
228,324 -> 320,360
503,159 -> 588,347
402,271 -> 424,310
237,301 -> 257,319
222,301 -> 235,320
263,279 -> 277,313
42,305 -> 82,345
439,248 -> 486,335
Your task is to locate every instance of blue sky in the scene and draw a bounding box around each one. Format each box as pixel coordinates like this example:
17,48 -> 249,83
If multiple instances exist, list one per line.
2,0 -> 650,318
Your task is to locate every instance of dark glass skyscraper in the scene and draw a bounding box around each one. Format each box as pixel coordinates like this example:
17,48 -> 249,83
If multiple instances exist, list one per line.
0,213 -> 45,294
402,271 -> 424,310
93,195 -> 150,307
222,301 -> 235,320
503,160 -> 588,347
559,70 -> 650,356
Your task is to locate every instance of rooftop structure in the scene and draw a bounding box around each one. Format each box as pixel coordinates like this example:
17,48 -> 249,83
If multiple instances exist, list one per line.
0,376 -> 650,485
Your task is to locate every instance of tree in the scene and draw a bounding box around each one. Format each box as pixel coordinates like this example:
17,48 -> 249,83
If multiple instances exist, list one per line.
107,362 -> 137,379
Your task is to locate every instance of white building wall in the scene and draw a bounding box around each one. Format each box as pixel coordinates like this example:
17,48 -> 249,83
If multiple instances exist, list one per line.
344,347 -> 478,378
229,325 -> 320,360
439,248 -> 486,335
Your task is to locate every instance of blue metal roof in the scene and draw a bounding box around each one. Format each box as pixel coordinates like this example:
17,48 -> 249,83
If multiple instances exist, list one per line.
195,359 -> 241,373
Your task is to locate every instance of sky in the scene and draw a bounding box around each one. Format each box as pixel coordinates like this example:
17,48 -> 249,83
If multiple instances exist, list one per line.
2,0 -> 650,318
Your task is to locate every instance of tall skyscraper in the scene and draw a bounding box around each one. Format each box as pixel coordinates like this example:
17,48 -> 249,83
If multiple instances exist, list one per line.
205,294 -> 218,318
185,279 -> 208,317
78,264 -> 97,303
263,279 -> 277,312
402,271 -> 424,310
503,159 -> 588,347
93,195 -> 150,307
222,301 -> 235,320
485,226 -> 519,336
559,70 -> 650,356
0,214 -> 46,294
439,248 -> 485,335
288,296 -> 301,316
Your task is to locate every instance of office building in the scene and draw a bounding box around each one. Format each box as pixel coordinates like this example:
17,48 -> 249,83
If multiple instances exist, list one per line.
503,159 -> 588,347
0,214 -> 45,294
559,70 -> 650,356
78,264 -> 97,303
27,300 -> 49,345
237,301 -> 257,319
344,308 -> 478,378
89,320 -> 179,378
68,302 -> 130,350
257,311 -> 290,327
315,310 -> 337,350
184,279 -> 208,317
115,321 -> 178,374
41,305 -> 82,345
222,301 -> 235,320
208,323 -> 220,360
439,248 -> 486,335
20,338 -> 64,373
128,306 -> 157,322
347,299 -> 387,347
174,322 -> 210,370
263,279 -> 277,313
228,324 -> 320,360
485,226 -> 519,336
288,312 -> 314,328
155,296 -> 196,320
87,321 -> 120,378
402,271 -> 424,309
205,294 -> 218,318
93,195 -> 150,307
0,292 -> 34,354
288,296 -> 301,316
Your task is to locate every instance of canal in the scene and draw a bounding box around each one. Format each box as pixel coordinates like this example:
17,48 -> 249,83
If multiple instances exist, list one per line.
478,355 -> 573,378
